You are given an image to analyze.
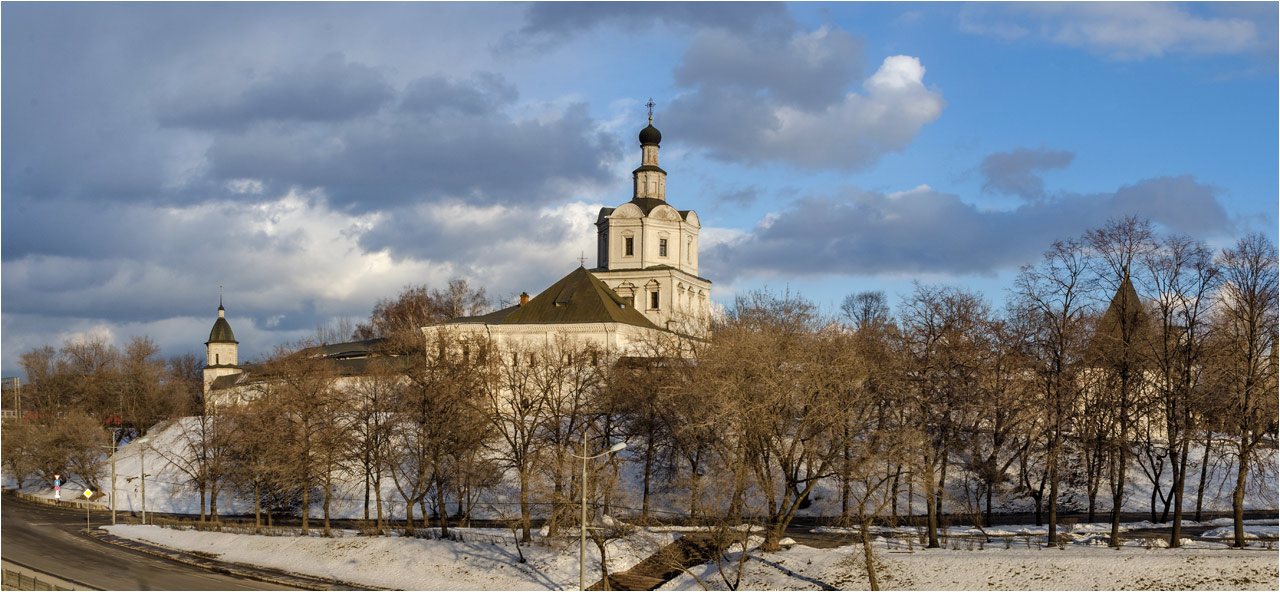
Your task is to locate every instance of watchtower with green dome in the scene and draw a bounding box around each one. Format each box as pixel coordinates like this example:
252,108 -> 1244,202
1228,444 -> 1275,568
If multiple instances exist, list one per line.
203,294 -> 243,397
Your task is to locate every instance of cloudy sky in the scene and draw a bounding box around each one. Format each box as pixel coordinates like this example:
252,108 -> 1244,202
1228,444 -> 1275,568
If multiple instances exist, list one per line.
3,2 -> 1277,376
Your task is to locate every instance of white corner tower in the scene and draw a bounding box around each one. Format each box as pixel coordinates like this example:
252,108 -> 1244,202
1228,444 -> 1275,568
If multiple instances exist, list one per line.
203,292 -> 243,398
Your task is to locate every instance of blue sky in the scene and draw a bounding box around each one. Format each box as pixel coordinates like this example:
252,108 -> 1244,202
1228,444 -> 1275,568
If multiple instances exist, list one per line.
2,2 -> 1276,376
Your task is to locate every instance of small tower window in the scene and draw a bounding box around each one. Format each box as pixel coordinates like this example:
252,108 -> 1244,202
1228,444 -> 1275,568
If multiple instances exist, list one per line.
625,237 -> 634,257
659,239 -> 667,257
215,354 -> 220,365
650,291 -> 660,310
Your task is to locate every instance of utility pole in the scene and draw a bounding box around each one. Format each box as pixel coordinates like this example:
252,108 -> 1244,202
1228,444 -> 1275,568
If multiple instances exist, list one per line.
136,436 -> 151,525
576,438 -> 626,590
110,432 -> 118,525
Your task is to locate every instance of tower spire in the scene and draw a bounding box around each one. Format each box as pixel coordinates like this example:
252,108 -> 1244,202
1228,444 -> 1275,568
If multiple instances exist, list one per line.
635,102 -> 665,200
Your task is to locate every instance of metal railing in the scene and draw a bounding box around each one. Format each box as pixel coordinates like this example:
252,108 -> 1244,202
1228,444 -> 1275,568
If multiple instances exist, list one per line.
1,567 -> 75,591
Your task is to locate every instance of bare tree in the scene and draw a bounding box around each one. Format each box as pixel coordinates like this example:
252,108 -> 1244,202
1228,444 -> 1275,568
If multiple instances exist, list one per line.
706,289 -> 854,551
384,327 -> 486,538
258,340 -> 340,535
1086,216 -> 1156,547
349,358 -> 399,532
1014,237 -> 1091,544
1139,234 -> 1219,545
355,279 -> 488,339
481,340 -> 546,542
960,312 -> 1035,529
536,337 -> 608,535
900,283 -> 991,547
1211,233 -> 1279,548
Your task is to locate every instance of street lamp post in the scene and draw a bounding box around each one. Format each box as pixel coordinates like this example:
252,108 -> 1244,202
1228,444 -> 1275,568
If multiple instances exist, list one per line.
577,439 -> 626,591
102,435 -> 118,525
136,436 -> 151,525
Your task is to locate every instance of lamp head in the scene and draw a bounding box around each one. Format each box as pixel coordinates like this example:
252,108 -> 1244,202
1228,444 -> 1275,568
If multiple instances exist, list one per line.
608,442 -> 627,453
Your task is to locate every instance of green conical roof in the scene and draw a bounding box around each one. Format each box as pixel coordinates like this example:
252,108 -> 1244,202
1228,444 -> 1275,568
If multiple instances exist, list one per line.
207,305 -> 238,344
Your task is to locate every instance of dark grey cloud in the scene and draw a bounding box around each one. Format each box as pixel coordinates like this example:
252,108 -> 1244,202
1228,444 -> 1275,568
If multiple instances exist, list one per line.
507,1 -> 791,50
979,147 -> 1075,200
196,95 -> 619,213
706,175 -> 1233,281
401,72 -> 518,116
672,25 -> 863,111
0,3 -> 624,377
158,53 -> 394,130
716,186 -> 761,208
358,202 -> 575,264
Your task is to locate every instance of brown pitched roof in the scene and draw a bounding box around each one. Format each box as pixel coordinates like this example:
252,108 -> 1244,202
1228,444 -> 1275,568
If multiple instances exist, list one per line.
488,266 -> 660,329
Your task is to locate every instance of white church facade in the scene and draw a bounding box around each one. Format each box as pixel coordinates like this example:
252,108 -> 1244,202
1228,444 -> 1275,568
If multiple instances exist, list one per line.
202,116 -> 711,406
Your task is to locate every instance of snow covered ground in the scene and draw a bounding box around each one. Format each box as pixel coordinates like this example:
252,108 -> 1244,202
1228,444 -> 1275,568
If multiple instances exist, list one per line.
104,523 -> 673,590
812,517 -> 1280,540
662,543 -> 1279,591
101,520 -> 1279,590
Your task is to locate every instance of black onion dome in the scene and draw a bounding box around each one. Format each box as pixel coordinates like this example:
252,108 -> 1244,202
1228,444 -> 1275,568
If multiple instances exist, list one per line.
639,123 -> 661,145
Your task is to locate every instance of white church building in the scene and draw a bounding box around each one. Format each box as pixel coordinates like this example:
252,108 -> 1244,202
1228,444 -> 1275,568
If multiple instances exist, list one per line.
203,116 -> 711,404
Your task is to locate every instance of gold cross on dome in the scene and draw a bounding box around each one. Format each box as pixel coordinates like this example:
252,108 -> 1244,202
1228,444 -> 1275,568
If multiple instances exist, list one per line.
646,98 -> 655,123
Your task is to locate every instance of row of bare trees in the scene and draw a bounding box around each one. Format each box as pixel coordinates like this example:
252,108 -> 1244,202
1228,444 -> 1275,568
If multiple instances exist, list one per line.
3,335 -> 201,492
4,220 -> 1275,563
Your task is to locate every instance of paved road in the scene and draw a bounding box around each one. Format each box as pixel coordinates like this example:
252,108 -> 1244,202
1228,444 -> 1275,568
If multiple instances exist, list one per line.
1,495 -> 299,590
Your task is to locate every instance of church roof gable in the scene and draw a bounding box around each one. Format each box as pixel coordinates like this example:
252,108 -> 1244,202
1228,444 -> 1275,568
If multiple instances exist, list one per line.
496,266 -> 660,329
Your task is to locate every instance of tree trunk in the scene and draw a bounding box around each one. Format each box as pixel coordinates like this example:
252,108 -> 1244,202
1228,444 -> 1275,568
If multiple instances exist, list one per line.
323,482 -> 333,537
924,461 -> 939,548
1232,438 -> 1249,548
935,453 -> 947,525
301,486 -> 310,536
1195,432 -> 1212,522
209,484 -> 220,525
1047,438 -> 1059,545
1170,435 -> 1189,547
363,454 -> 371,521
436,481 -> 450,539
984,483 -> 994,529
890,465 -> 901,523
1109,447 -> 1126,548
375,467 -> 385,533
861,517 -> 881,590
404,496 -> 415,536
253,483 -> 261,534
642,436 -> 653,520
519,469 -> 532,542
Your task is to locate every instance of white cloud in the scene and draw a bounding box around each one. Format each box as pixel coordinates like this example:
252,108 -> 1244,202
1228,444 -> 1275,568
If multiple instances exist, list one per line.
960,3 -> 1264,60
756,56 -> 945,169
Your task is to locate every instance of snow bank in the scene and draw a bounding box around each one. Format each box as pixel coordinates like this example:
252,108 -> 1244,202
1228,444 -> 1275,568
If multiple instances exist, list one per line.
661,543 -> 1279,591
104,524 -> 674,590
